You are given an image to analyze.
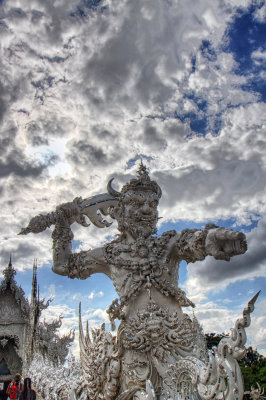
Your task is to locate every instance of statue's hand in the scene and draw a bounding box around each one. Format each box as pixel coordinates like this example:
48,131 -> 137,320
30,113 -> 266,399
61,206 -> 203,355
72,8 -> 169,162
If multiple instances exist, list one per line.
56,197 -> 90,227
19,197 -> 89,235
205,227 -> 247,261
19,193 -> 116,235
19,214 -> 53,235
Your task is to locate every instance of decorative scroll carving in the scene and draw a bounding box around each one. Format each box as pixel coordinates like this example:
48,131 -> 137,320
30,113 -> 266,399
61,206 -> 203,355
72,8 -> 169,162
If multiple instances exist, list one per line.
37,317 -> 74,365
0,304 -> 25,323
79,304 -> 120,400
161,293 -> 260,400
0,338 -> 8,348
244,383 -> 266,400
0,335 -> 19,348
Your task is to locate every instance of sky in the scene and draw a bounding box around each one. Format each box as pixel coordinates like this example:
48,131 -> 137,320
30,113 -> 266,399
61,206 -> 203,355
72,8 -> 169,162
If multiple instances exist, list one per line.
0,0 -> 266,358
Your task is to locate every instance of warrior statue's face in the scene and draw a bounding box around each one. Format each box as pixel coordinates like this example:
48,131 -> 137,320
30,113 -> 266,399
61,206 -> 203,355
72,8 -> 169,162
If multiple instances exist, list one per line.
116,189 -> 159,239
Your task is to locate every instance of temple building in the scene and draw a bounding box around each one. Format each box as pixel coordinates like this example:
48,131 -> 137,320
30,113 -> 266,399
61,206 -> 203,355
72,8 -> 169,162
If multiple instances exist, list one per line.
0,259 -> 74,400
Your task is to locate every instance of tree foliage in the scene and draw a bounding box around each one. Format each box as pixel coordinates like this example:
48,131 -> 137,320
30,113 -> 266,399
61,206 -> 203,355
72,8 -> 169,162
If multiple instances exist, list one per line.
205,333 -> 266,392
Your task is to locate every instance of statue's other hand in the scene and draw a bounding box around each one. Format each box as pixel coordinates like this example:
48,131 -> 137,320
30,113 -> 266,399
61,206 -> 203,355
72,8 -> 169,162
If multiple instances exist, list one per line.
205,228 -> 247,261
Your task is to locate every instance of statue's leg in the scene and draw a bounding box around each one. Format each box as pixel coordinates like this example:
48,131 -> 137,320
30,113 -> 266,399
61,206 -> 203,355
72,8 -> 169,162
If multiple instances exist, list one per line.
118,350 -> 149,395
118,350 -> 163,399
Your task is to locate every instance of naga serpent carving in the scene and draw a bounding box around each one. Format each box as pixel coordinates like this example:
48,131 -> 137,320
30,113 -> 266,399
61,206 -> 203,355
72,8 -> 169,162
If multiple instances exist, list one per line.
20,163 -> 257,400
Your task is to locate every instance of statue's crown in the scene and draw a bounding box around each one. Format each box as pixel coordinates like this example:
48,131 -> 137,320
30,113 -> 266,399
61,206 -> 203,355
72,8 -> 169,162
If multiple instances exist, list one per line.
121,163 -> 161,197
107,162 -> 162,199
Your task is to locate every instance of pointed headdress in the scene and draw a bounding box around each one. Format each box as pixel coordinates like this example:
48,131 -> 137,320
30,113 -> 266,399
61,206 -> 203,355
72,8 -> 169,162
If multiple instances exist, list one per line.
107,162 -> 162,199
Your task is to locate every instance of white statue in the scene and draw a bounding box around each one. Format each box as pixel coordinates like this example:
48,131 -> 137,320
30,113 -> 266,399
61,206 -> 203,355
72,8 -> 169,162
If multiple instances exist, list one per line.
20,163 -> 256,400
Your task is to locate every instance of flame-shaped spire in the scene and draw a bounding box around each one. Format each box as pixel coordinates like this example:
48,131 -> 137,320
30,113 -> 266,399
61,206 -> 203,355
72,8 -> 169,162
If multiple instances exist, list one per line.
3,255 -> 16,282
31,258 -> 38,302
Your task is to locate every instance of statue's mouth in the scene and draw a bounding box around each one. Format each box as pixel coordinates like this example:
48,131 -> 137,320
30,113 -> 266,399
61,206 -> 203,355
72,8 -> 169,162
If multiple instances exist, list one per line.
135,215 -> 155,222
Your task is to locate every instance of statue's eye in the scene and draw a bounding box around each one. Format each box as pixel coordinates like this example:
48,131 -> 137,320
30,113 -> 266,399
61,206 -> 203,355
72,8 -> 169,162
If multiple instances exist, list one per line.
123,196 -> 131,204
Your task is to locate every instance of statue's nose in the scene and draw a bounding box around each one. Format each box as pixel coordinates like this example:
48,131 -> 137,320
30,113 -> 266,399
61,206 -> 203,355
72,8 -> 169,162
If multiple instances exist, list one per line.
141,203 -> 151,215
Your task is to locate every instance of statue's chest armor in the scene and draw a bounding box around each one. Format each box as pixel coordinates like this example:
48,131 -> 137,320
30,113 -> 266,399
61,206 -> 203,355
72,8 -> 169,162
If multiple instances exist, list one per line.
104,232 -> 192,308
104,237 -> 167,275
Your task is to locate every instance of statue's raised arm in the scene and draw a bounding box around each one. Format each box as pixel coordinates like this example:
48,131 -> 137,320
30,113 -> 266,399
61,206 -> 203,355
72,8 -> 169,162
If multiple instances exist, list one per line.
19,193 -> 118,279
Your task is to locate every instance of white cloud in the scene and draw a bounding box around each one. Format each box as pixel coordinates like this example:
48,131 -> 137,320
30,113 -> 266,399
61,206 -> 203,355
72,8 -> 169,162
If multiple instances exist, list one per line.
252,49 -> 266,61
88,290 -> 105,300
253,3 -> 266,22
91,308 -> 109,322
88,291 -> 94,300
192,296 -> 266,356
202,7 -> 221,30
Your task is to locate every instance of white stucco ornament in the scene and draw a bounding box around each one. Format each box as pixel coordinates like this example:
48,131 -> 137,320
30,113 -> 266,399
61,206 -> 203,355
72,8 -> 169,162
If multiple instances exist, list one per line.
21,163 -> 258,400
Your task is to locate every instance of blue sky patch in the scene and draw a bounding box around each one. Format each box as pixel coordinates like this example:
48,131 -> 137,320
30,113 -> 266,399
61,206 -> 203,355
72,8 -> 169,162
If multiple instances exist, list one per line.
158,217 -> 259,237
222,3 -> 266,100
200,40 -> 217,62
126,155 -> 153,169
207,276 -> 264,310
70,0 -> 105,19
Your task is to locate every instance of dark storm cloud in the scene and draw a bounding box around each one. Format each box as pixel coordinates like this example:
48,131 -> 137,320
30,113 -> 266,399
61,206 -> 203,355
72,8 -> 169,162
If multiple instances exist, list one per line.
67,141 -> 109,166
0,81 -> 8,123
135,68 -> 174,107
81,1 -> 177,111
0,155 -> 57,179
0,57 -> 32,124
0,132 -> 58,179
30,9 -> 45,23
4,7 -> 27,20
0,127 -> 18,149
26,118 -> 67,142
0,243 -> 36,267
83,28 -> 138,93
27,134 -> 49,147
0,240 -> 47,273
142,124 -> 166,150
156,159 -> 266,211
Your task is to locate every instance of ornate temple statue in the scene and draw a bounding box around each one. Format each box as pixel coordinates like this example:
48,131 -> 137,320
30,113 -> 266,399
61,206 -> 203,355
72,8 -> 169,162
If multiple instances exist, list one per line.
20,164 -> 258,400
